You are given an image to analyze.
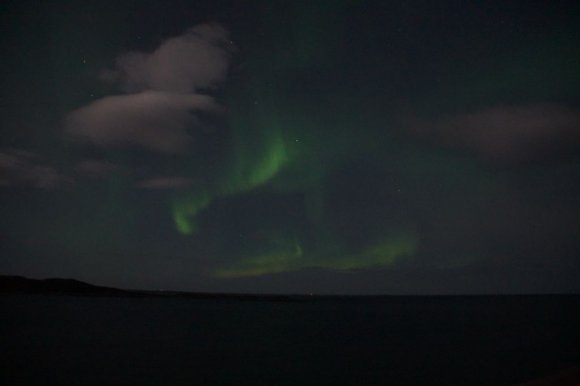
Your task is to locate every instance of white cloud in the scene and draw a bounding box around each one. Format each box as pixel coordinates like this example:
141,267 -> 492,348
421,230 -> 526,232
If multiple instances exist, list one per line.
108,23 -> 233,93
404,103 -> 580,163
66,91 -> 219,153
68,23 -> 232,154
0,150 -> 72,189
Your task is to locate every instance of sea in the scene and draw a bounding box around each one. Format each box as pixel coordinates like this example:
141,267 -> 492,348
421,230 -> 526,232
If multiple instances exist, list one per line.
2,294 -> 579,385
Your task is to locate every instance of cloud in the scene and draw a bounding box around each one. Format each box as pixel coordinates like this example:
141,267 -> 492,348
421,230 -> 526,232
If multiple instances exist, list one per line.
67,23 -> 232,154
66,91 -> 219,153
104,23 -> 234,93
137,176 -> 192,190
0,150 -> 72,189
404,104 -> 580,163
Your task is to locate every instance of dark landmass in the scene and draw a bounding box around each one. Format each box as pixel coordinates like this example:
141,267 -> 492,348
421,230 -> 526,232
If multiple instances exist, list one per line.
0,275 -> 129,296
4,275 -> 580,302
3,275 -> 580,302
0,275 -> 317,301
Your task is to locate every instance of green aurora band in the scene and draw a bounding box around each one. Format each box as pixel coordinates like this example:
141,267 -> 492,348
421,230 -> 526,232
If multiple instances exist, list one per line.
213,232 -> 418,278
172,190 -> 211,235
171,103 -> 291,235
170,0 -> 421,276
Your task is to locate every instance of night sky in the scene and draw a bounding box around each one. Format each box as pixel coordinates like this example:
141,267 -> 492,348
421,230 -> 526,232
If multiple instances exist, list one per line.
1,0 -> 579,294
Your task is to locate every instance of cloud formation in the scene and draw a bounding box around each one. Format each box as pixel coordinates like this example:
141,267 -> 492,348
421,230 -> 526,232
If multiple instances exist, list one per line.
104,23 -> 233,93
405,104 -> 580,163
68,23 -> 232,153
0,150 -> 72,189
66,91 -> 219,153
137,176 -> 192,190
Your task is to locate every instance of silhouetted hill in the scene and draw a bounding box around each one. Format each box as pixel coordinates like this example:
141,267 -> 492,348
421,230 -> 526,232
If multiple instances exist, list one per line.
5,275 -> 577,304
0,275 -> 127,295
0,275 -> 305,301
0,275 -> 375,302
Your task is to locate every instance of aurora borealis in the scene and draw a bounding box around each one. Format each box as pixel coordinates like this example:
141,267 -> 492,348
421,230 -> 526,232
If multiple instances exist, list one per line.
1,0 -> 580,293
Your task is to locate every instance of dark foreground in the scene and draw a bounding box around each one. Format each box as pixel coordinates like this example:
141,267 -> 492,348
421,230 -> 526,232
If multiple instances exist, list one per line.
1,292 -> 580,386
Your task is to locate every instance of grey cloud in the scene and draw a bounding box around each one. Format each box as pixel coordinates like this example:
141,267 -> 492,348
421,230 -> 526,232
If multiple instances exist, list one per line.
0,150 -> 72,189
405,104 -> 580,163
108,23 -> 233,93
66,91 -> 219,153
68,23 -> 231,154
136,176 -> 192,189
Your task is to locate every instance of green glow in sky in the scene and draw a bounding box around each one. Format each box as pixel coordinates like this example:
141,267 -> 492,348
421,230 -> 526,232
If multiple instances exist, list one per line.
172,191 -> 211,235
214,239 -> 303,278
330,232 -> 418,270
169,0 -> 420,275
170,109 -> 291,234
213,232 -> 418,278
2,0 -> 579,294
221,119 -> 289,195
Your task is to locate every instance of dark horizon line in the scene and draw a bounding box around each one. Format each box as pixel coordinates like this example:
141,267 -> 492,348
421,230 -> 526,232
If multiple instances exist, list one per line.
1,275 -> 579,300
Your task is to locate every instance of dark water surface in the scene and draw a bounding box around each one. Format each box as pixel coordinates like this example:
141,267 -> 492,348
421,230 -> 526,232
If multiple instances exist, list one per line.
2,295 -> 580,385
